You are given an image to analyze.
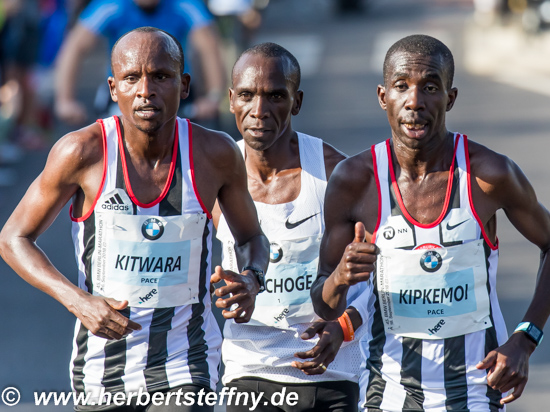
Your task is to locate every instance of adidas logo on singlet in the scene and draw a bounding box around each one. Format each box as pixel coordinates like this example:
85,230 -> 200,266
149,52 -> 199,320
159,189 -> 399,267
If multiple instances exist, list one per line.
102,193 -> 130,211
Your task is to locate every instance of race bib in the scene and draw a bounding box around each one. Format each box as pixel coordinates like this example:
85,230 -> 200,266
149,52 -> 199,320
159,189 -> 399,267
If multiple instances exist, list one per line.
248,236 -> 321,328
376,240 -> 492,339
93,206 -> 207,308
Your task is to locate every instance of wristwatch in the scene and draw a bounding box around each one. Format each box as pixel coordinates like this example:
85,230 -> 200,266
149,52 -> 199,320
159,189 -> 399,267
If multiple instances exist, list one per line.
514,322 -> 544,347
242,266 -> 265,293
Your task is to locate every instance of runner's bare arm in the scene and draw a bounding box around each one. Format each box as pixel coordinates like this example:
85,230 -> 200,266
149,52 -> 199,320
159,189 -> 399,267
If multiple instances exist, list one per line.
286,141 -> 356,374
311,155 -> 378,321
470,145 -> 550,404
202,132 -> 269,322
0,126 -> 141,339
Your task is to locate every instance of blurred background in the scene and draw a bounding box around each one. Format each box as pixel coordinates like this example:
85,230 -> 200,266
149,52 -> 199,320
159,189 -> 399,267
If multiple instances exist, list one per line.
1,0 -> 549,410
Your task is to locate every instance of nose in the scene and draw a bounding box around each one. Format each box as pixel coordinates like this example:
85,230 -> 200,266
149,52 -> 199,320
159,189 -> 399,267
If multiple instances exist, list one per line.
137,76 -> 155,100
404,86 -> 424,111
249,95 -> 269,119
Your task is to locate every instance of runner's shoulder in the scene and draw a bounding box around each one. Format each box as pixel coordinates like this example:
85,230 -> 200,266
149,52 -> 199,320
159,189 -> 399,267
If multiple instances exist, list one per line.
322,141 -> 347,179
330,148 -> 374,189
467,139 -> 519,187
49,122 -> 104,173
190,122 -> 241,168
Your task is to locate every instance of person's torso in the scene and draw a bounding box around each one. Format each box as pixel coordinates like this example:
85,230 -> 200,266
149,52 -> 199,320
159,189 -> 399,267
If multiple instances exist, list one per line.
69,116 -> 220,397
359,134 -> 507,411
217,133 -> 365,384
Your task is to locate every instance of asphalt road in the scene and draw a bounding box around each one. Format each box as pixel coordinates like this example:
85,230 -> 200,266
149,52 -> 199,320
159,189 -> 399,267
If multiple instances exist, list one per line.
1,0 -> 549,410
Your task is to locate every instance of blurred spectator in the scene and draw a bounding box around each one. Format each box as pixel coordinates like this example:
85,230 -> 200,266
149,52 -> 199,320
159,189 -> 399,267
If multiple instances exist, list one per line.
0,80 -> 21,186
0,0 -> 48,150
54,0 -> 226,127
208,0 -> 263,52
473,0 -> 510,25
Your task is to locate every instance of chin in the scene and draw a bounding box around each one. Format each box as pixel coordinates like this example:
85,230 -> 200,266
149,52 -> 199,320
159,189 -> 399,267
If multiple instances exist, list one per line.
135,122 -> 162,134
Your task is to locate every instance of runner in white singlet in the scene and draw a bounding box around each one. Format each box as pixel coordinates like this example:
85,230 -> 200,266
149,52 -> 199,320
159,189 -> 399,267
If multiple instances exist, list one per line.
212,42 -> 367,412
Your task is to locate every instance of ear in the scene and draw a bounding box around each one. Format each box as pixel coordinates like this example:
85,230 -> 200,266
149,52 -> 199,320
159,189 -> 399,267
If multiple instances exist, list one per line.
291,89 -> 303,116
228,88 -> 235,114
108,77 -> 118,103
446,87 -> 458,112
377,84 -> 387,111
180,73 -> 191,100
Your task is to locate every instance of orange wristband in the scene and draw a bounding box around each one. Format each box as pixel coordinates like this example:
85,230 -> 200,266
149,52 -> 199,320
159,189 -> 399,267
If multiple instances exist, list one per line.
338,311 -> 355,342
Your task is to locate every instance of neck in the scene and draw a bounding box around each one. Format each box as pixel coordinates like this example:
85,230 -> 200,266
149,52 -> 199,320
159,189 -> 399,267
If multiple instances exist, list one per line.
391,130 -> 455,180
119,117 -> 176,165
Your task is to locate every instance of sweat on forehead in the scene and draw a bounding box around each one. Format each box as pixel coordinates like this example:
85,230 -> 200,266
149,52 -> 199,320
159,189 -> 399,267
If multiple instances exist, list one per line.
110,27 -> 185,74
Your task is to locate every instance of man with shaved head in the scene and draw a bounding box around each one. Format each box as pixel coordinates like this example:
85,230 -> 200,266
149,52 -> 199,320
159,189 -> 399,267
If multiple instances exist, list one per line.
312,34 -> 550,411
0,27 -> 269,411
214,42 -> 367,412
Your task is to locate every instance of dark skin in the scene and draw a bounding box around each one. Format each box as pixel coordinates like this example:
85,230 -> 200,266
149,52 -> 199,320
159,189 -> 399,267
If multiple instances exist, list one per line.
0,30 -> 269,340
311,50 -> 550,404
211,53 -> 348,375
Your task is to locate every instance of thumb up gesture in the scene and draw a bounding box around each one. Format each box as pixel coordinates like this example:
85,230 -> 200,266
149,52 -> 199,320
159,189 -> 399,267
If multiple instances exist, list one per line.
335,222 -> 378,286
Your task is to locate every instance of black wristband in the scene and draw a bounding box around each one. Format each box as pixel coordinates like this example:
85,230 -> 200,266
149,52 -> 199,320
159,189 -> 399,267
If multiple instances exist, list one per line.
241,266 -> 265,293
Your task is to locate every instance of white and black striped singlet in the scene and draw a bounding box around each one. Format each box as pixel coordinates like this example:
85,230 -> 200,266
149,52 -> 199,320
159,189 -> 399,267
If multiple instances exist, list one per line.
359,134 -> 508,411
69,116 -> 221,399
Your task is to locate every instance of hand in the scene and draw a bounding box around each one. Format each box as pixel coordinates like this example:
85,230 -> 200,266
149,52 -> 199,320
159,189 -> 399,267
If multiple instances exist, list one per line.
212,265 -> 258,323
335,222 -> 377,286
71,294 -> 141,340
55,98 -> 87,125
292,319 -> 344,375
476,332 -> 536,404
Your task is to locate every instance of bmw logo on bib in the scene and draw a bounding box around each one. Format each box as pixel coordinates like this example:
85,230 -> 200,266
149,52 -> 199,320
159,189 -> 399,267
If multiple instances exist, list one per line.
142,218 -> 165,240
270,242 -> 283,263
420,250 -> 442,272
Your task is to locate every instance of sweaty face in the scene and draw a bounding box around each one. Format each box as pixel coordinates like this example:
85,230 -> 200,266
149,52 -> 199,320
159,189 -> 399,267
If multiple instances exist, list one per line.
378,51 -> 457,147
108,31 -> 188,134
230,54 -> 301,151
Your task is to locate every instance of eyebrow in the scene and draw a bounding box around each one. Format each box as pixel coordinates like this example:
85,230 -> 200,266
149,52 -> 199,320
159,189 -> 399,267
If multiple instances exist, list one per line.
391,71 -> 443,83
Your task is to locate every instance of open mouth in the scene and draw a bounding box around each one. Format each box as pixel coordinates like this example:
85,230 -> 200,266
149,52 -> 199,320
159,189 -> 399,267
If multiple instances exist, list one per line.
402,122 -> 428,138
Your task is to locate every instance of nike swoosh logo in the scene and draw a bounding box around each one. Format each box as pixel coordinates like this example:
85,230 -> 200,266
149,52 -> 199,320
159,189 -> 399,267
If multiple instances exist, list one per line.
285,213 -> 320,229
446,219 -> 468,231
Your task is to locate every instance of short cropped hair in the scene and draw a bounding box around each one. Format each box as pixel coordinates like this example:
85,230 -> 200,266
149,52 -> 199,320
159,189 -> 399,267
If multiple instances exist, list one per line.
110,26 -> 185,75
233,42 -> 301,91
383,34 -> 455,88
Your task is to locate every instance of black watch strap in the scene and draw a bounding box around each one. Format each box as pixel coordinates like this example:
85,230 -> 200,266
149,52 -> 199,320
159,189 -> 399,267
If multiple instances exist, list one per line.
242,266 -> 265,293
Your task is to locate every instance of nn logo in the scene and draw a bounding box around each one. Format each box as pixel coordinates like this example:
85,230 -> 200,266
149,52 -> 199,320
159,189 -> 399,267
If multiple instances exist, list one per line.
139,288 -> 158,304
102,193 -> 130,211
